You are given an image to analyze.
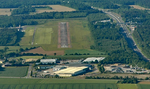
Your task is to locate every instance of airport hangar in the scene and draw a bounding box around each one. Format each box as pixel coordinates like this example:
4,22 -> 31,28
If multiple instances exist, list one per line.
54,66 -> 88,77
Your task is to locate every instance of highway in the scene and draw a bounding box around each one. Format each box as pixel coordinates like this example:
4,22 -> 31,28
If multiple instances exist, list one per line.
103,11 -> 149,61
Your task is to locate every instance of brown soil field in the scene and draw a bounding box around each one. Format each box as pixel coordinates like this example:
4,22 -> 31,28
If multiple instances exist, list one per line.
139,81 -> 150,84
0,8 -> 15,16
32,5 -> 76,14
23,47 -> 64,55
130,5 -> 150,10
25,59 -> 38,62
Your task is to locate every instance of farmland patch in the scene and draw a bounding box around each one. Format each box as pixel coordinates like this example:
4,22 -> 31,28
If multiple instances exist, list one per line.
130,5 -> 150,10
0,67 -> 28,77
31,5 -> 76,14
117,84 -> 138,89
137,84 -> 150,89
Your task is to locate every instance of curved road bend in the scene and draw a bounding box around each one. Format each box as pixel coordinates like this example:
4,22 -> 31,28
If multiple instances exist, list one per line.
103,11 -> 149,62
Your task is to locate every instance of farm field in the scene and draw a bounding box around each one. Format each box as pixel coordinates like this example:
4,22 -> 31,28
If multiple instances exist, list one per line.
0,78 -> 118,89
129,5 -> 150,10
0,67 -> 28,77
0,8 -> 15,16
0,83 -> 117,89
31,5 -> 76,14
138,84 -> 150,89
0,5 -> 75,16
117,84 -> 138,89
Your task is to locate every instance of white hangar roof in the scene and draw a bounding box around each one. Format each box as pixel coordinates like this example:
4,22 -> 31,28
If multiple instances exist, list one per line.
83,57 -> 105,62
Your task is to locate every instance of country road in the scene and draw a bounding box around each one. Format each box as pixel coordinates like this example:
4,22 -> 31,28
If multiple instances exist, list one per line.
104,11 -> 149,61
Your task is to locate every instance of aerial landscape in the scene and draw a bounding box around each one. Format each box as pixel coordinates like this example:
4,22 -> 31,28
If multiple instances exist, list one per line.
0,0 -> 150,89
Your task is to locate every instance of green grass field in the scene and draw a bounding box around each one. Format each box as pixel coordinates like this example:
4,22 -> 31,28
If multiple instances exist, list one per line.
138,84 -> 150,89
117,84 -> 138,89
34,27 -> 53,44
0,78 -> 118,89
65,49 -> 105,55
14,56 -> 43,59
0,67 -> 28,77
19,26 -> 35,45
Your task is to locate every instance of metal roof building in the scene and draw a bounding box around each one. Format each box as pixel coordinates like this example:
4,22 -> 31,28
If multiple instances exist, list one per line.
54,66 -> 88,77
40,59 -> 57,64
83,57 -> 105,62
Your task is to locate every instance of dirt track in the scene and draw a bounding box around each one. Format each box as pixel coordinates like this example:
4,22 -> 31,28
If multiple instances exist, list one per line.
23,47 -> 64,55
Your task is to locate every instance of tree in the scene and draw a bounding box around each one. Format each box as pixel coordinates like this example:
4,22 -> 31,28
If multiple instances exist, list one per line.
98,66 -> 105,73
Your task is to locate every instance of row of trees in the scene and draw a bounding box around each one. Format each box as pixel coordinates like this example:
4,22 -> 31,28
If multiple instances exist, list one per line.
85,76 -> 138,84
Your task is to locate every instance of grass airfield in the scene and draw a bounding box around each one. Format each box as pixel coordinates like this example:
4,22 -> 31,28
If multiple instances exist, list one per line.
19,19 -> 95,51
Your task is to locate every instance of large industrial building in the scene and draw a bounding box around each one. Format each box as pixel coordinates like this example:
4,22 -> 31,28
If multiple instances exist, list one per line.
54,66 -> 88,77
40,59 -> 58,64
83,57 -> 105,63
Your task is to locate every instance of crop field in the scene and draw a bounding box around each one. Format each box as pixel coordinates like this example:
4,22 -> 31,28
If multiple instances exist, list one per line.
0,8 -> 15,16
31,5 -> 76,14
0,67 -> 28,77
34,27 -> 53,44
138,84 -> 150,89
129,5 -> 150,10
117,84 -> 138,89
0,78 -> 118,89
0,83 -> 117,89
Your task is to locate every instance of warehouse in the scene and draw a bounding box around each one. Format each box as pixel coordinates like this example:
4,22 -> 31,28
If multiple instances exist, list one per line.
40,59 -> 58,64
83,57 -> 105,63
54,66 -> 88,77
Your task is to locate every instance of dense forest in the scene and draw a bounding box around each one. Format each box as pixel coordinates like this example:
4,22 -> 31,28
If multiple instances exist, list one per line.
114,7 -> 150,59
0,28 -> 21,46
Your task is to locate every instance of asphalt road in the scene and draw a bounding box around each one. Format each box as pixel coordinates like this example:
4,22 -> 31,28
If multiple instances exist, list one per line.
104,11 -> 149,61
60,22 -> 68,48
26,64 -> 32,78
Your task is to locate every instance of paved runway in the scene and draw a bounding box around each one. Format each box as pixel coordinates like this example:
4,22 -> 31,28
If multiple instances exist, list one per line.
58,22 -> 71,48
